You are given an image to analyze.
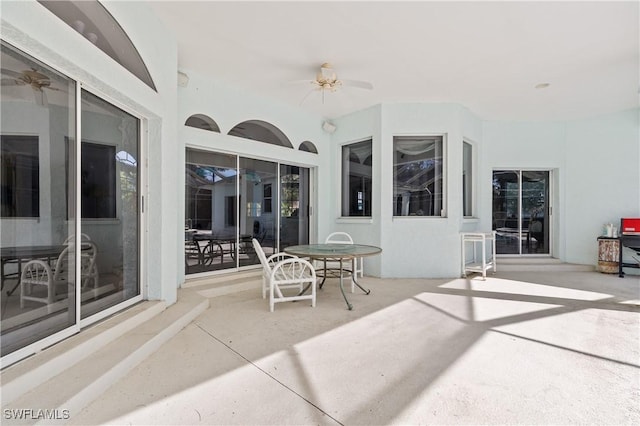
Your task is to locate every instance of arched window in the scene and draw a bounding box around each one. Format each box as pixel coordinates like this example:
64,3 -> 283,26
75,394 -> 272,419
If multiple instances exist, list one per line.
185,114 -> 221,132
38,0 -> 156,91
228,120 -> 293,148
299,141 -> 318,154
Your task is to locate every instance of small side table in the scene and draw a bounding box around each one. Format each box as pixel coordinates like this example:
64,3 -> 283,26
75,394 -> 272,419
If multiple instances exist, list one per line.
597,237 -> 620,274
461,232 -> 497,280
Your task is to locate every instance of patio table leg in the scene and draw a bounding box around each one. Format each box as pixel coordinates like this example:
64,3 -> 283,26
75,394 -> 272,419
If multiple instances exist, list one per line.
338,258 -> 353,310
318,258 -> 328,289
350,258 -> 371,295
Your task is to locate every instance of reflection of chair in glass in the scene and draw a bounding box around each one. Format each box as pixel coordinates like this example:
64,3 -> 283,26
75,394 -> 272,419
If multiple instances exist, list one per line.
20,246 -> 73,308
234,236 -> 256,262
80,242 -> 99,291
185,239 -> 202,268
529,220 -> 544,251
64,235 -> 99,290
20,242 -> 98,308
62,233 -> 92,245
325,232 -> 363,286
493,212 -> 507,229
253,238 -> 316,312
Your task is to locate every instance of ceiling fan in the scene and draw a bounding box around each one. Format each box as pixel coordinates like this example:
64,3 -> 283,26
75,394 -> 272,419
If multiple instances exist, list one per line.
296,62 -> 373,104
1,68 -> 59,106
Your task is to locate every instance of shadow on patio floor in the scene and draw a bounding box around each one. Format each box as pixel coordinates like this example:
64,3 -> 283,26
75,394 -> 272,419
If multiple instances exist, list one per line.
71,271 -> 640,425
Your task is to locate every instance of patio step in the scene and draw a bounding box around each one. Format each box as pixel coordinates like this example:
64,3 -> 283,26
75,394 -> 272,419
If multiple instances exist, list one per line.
0,300 -> 165,404
497,257 -> 595,272
1,293 -> 208,424
183,269 -> 262,298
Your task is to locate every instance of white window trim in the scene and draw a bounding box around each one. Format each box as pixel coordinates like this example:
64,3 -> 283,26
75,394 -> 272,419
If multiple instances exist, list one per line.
391,133 -> 448,218
463,138 -> 477,219
338,137 -> 373,219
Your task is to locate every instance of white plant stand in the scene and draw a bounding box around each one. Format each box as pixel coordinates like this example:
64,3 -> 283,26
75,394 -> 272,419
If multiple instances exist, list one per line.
461,232 -> 497,280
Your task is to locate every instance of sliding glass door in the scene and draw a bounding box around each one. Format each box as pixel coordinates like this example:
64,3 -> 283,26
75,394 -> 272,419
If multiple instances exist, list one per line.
79,90 -> 140,319
280,165 -> 310,249
1,42 -> 142,359
492,170 -> 550,255
239,158 -> 278,266
184,148 -> 311,275
1,42 -> 77,356
185,150 -> 237,273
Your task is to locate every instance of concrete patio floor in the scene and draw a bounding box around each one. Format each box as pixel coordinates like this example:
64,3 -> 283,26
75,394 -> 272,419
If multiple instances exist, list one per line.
70,271 -> 640,425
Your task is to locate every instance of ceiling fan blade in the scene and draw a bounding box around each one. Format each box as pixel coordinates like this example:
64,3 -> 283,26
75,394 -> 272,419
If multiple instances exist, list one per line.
286,79 -> 316,86
341,79 -> 373,90
31,87 -> 47,106
299,87 -> 320,106
1,68 -> 22,79
1,78 -> 21,86
23,69 -> 49,81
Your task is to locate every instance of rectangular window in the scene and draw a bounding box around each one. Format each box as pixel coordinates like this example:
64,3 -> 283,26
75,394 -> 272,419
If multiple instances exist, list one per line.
225,196 -> 237,227
341,139 -> 372,216
263,183 -> 272,213
393,136 -> 444,217
463,141 -> 473,217
1,135 -> 40,218
80,142 -> 117,219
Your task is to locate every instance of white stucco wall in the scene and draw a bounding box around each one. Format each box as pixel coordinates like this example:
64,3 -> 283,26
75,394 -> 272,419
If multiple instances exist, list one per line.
482,121 -> 566,259
330,105 -> 382,275
564,109 -> 640,265
329,103 -> 484,278
483,108 -> 639,267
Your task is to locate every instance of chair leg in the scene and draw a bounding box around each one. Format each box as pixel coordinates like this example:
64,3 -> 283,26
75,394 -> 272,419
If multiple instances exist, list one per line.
269,282 -> 275,312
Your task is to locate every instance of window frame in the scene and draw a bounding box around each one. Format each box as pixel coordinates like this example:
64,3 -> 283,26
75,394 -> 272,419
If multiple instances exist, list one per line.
339,138 -> 373,218
462,139 -> 475,219
392,134 -> 447,218
1,135 -> 40,219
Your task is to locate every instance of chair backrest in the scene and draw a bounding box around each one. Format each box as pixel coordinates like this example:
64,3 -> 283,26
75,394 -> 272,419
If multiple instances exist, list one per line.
80,241 -> 98,276
53,246 -> 73,282
252,238 -> 269,274
325,232 -> 354,245
54,241 -> 98,282
63,233 -> 92,246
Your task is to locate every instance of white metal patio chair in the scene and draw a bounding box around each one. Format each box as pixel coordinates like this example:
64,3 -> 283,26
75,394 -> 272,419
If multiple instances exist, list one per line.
252,238 -> 316,312
324,231 -> 363,291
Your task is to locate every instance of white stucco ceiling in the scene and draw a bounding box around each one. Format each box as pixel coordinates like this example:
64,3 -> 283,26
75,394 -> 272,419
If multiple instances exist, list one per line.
147,1 -> 639,121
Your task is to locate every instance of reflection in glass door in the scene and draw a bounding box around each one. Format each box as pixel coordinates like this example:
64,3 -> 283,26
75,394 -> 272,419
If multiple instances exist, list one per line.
184,149 -> 312,275
80,90 -> 140,319
493,170 -> 550,255
279,165 -> 310,250
185,150 -> 237,273
239,158 -> 278,267
1,42 -> 143,360
0,42 -> 77,357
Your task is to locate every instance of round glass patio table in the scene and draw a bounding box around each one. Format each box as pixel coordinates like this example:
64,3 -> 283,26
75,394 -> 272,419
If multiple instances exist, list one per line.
284,244 -> 382,310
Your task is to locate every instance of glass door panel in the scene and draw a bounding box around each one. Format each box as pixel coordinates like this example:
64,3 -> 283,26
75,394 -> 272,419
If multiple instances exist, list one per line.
493,170 -> 550,255
1,42 -> 77,356
185,149 -> 237,273
279,165 -> 309,250
80,90 -> 140,319
493,170 -> 521,254
522,171 -> 549,254
239,158 -> 277,266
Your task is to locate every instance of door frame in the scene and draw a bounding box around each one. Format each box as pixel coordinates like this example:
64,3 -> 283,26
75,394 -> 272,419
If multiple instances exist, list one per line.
492,168 -> 554,257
